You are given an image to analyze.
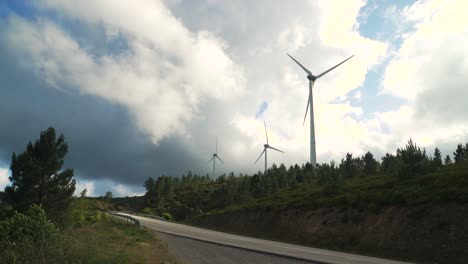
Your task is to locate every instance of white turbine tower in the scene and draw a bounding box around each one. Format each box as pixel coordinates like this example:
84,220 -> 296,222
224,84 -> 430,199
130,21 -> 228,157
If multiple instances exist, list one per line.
208,137 -> 224,178
254,122 -> 284,173
287,53 -> 354,167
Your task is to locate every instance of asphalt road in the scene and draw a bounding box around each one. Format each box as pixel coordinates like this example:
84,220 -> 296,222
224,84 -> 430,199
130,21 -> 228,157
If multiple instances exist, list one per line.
122,213 -> 414,264
157,232 -> 316,264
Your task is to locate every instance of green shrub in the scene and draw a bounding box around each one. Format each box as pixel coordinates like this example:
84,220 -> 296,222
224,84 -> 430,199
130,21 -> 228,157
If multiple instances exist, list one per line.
143,207 -> 157,215
0,204 -> 66,263
72,209 -> 86,227
162,212 -> 174,221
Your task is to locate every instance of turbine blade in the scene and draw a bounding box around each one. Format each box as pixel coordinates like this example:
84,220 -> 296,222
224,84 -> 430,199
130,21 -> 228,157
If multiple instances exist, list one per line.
208,156 -> 214,163
316,55 -> 354,79
216,156 -> 224,164
287,53 -> 312,75
254,149 -> 266,164
268,146 -> 285,153
264,121 -> 269,144
216,136 -> 218,153
303,95 -> 310,125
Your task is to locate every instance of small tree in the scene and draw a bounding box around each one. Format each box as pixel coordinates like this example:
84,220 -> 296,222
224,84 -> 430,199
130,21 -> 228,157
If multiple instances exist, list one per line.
444,155 -> 452,165
381,153 -> 401,174
397,139 -> 430,178
433,148 -> 443,168
363,151 -> 378,176
80,188 -> 87,198
453,144 -> 465,164
3,127 -> 75,213
104,191 -> 113,199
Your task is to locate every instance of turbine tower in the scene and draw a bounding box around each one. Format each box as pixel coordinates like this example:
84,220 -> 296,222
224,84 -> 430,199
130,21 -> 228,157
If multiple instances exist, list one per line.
254,122 -> 284,173
287,53 -> 354,167
208,137 -> 224,178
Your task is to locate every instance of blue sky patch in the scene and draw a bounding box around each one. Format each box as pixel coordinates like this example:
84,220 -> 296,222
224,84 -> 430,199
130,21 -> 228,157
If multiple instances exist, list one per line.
255,101 -> 268,119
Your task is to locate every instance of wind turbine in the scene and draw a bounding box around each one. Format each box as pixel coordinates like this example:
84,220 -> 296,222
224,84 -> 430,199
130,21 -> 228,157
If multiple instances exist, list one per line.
208,137 -> 224,178
254,122 -> 284,173
287,53 -> 354,167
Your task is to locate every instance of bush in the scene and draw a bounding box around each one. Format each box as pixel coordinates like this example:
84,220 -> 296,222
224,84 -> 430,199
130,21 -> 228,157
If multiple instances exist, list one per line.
143,207 -> 156,215
162,212 -> 174,221
72,209 -> 86,227
0,204 -> 66,263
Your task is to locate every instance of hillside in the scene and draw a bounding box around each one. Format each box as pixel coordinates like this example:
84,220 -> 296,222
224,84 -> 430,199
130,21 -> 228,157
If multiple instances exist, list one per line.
188,162 -> 468,264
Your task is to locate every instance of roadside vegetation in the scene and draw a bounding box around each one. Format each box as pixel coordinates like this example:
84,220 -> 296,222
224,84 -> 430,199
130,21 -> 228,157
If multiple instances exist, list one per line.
0,127 -> 180,264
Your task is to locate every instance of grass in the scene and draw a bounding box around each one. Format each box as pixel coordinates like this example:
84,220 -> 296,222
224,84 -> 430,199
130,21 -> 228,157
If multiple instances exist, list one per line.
49,198 -> 183,264
213,162 -> 468,214
65,216 -> 181,264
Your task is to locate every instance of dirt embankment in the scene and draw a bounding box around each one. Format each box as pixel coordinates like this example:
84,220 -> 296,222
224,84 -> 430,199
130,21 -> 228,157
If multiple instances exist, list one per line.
190,204 -> 468,264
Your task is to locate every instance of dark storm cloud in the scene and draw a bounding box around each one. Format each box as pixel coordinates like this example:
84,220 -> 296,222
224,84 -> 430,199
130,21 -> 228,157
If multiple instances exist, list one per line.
0,43 -> 204,185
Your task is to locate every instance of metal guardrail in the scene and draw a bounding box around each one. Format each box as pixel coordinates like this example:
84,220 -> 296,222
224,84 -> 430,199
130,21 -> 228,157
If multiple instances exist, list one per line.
108,211 -> 142,227
134,213 -> 167,221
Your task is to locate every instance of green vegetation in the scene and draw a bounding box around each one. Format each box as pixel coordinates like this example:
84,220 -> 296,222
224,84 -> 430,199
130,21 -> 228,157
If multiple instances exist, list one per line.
0,204 -> 67,264
63,199 -> 178,264
219,161 -> 468,214
0,127 -> 178,263
3,127 -> 75,214
0,197 -> 179,264
142,139 -> 468,220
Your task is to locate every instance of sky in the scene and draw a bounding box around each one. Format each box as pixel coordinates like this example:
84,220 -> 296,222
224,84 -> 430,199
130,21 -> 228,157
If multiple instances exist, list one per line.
0,0 -> 467,197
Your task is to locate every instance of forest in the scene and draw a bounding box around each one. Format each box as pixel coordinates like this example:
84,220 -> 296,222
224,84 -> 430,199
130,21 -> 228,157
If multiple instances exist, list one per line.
142,139 -> 468,220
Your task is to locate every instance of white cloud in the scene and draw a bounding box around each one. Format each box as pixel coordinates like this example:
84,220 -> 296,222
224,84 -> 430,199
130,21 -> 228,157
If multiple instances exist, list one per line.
4,0 -> 245,144
74,179 -> 95,197
114,184 -> 145,197
0,167 -> 10,191
383,0 -> 468,100
377,0 -> 468,153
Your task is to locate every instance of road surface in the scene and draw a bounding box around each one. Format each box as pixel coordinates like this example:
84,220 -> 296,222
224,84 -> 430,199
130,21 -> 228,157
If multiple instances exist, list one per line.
121,213 -> 414,264
157,232 -> 316,264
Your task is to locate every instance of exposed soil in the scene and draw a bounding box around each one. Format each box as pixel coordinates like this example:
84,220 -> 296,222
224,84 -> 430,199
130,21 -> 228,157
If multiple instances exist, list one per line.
190,204 -> 468,264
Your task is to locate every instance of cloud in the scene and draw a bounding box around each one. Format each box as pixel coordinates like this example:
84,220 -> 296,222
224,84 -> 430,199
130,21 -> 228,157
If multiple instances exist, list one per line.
114,184 -> 145,197
379,0 -> 468,150
0,167 -> 10,191
74,179 -> 95,197
4,0 -> 246,144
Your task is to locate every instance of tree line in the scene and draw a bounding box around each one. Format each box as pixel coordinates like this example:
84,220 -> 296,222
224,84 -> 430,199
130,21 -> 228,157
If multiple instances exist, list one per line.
143,139 -> 468,220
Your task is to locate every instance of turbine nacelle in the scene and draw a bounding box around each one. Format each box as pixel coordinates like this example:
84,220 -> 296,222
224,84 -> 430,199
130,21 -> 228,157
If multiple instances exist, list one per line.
264,144 -> 269,148
307,75 -> 316,82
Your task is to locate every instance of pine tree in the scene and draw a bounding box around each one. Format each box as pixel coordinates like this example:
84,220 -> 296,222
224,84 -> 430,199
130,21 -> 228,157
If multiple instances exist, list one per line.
4,127 -> 75,213
444,155 -> 452,165
433,147 -> 443,167
341,153 -> 356,178
453,144 -> 465,164
80,188 -> 87,197
363,151 -> 378,176
397,139 -> 429,178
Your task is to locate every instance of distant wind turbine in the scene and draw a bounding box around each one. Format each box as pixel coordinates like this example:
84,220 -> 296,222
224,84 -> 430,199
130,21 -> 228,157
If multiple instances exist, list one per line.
287,53 -> 354,167
208,137 -> 224,178
254,122 -> 284,173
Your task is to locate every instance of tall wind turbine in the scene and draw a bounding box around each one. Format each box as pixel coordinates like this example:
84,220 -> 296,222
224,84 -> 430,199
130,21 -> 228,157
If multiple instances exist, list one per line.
287,53 -> 354,167
254,122 -> 284,173
208,137 -> 224,178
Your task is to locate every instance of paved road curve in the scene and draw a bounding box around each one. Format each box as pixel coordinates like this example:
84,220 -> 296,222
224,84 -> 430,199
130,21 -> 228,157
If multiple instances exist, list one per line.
122,213 -> 414,264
